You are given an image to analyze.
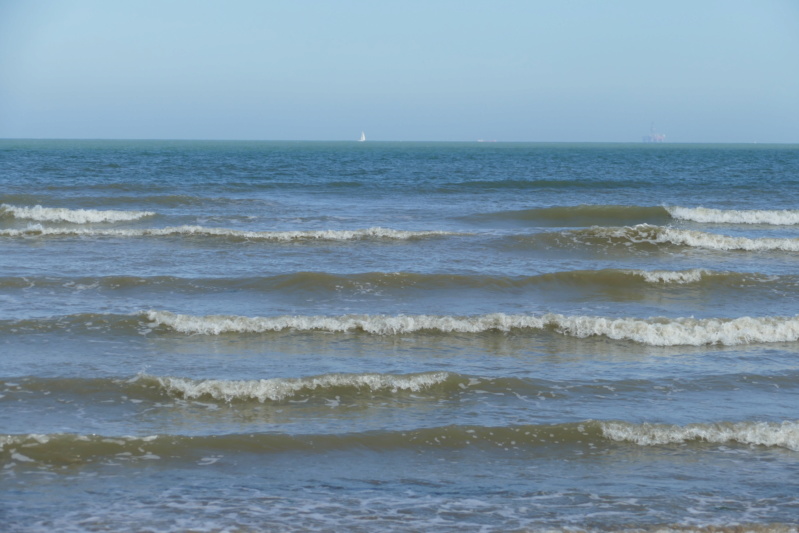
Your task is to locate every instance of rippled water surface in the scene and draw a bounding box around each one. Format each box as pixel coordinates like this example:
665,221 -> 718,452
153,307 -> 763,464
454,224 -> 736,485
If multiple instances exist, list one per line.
2,140 -> 799,532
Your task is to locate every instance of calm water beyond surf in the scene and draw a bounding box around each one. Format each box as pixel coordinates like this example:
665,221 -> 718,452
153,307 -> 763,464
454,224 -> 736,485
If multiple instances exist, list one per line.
2,140 -> 799,532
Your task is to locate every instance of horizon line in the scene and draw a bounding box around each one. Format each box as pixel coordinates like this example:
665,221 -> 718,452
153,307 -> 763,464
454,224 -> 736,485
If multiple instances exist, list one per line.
1,137 -> 795,145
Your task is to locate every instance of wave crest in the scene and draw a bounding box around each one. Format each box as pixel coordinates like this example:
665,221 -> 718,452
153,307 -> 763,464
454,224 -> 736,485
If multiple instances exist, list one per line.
4,419 -> 797,468
0,225 -> 458,241
667,206 -> 799,225
573,224 -> 799,252
133,371 -> 454,403
601,420 -> 799,450
0,204 -> 155,223
144,310 -> 799,346
628,268 -> 714,284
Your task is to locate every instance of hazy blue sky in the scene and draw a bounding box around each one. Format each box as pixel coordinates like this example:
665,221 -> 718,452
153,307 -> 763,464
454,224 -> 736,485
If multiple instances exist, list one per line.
1,0 -> 797,142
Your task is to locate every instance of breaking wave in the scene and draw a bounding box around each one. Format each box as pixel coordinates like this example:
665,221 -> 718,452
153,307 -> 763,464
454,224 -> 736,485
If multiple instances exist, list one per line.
601,420 -> 799,450
8,372 -> 799,407
3,419 -> 797,467
567,224 -> 799,252
627,268 -> 714,284
131,371 -> 455,403
6,311 -> 799,347
466,205 -> 670,226
666,206 -> 799,225
0,224 -> 459,241
144,310 -> 799,346
0,204 -> 155,223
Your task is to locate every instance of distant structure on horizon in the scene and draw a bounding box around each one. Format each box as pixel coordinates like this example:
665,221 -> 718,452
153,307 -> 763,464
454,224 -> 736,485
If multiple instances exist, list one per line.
642,123 -> 666,143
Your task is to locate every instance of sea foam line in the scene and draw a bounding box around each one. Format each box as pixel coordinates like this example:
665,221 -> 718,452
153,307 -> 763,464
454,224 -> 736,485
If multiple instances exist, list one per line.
0,204 -> 155,223
667,206 -> 799,225
0,225 -> 460,241
144,310 -> 799,346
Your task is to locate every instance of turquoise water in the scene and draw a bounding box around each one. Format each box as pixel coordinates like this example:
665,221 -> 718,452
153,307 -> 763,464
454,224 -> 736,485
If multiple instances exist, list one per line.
1,140 -> 799,532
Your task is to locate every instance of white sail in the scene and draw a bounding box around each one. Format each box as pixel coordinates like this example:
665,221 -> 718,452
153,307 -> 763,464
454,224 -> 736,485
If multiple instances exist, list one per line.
359,131 -> 366,142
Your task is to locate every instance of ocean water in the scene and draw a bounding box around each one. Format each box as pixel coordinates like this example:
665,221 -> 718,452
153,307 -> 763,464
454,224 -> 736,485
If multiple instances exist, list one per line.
1,139 -> 799,532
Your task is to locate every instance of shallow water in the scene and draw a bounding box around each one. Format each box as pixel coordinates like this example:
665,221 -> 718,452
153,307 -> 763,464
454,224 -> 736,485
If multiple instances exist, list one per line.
2,140 -> 799,532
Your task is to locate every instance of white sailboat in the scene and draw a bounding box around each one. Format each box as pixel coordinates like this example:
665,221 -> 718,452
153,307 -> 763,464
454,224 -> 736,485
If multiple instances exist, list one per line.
358,131 -> 366,142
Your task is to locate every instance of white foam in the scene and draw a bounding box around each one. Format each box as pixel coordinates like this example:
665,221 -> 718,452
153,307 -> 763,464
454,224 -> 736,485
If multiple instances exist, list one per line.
627,268 -> 713,284
601,420 -> 799,451
594,224 -> 799,252
667,205 -> 799,225
552,314 -> 799,346
0,204 -> 155,223
10,452 -> 35,462
145,310 -> 548,335
144,310 -> 799,346
0,433 -> 51,448
0,225 -> 458,241
140,371 -> 452,402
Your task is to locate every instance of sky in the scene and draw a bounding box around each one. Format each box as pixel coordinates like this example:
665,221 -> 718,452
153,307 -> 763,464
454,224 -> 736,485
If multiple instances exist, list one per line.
1,0 -> 798,143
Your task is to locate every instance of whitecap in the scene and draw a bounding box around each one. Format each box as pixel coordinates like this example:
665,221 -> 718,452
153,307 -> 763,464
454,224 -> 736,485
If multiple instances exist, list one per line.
627,268 -> 713,284
143,310 -> 799,346
0,225 -> 460,241
138,371 -> 453,402
667,205 -> 799,225
601,420 -> 799,451
588,224 -> 799,252
0,204 -> 155,223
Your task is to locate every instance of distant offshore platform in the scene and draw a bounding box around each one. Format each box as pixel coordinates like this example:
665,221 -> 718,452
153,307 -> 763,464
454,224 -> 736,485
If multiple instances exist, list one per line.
642,123 -> 666,143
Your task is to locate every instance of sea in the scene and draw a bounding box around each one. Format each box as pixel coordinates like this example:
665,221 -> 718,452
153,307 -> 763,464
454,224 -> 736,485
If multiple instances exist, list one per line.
1,139 -> 798,532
